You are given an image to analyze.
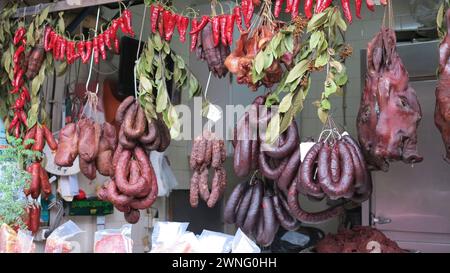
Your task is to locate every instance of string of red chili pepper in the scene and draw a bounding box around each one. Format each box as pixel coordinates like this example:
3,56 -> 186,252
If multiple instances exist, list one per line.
43,9 -> 135,64
341,0 -> 353,23
190,18 -> 199,52
9,27 -> 30,138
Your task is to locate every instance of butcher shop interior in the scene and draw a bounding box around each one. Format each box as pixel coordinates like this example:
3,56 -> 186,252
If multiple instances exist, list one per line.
0,0 -> 449,254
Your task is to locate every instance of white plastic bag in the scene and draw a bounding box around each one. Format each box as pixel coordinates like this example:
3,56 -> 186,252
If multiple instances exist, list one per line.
45,220 -> 84,253
94,224 -> 133,253
197,230 -> 234,253
231,228 -> 260,253
150,152 -> 178,196
15,230 -> 35,253
150,221 -> 190,253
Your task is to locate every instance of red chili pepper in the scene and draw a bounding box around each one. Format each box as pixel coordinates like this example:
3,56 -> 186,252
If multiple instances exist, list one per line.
305,0 -> 314,18
242,0 -> 249,25
226,14 -> 235,45
190,15 -> 209,35
275,0 -> 284,18
163,11 -> 177,41
22,86 -> 30,102
111,18 -> 120,40
98,33 -> 107,60
158,11 -> 165,38
14,123 -> 20,139
114,37 -> 120,54
59,36 -> 66,61
285,0 -> 293,13
317,0 -> 333,13
44,27 -> 52,52
13,97 -> 25,110
93,36 -> 99,64
66,41 -> 75,64
119,16 -> 128,35
13,45 -> 25,64
355,0 -> 362,19
366,0 -> 375,11
245,0 -> 254,28
190,18 -> 199,52
177,16 -> 189,43
341,0 -> 353,23
291,0 -> 300,19
78,41 -> 86,63
9,115 -> 19,131
233,6 -> 245,32
14,69 -> 24,88
220,15 -> 228,46
123,9 -> 135,36
212,16 -> 220,47
13,27 -> 26,45
83,40 -> 92,64
150,5 -> 161,34
18,110 -> 27,127
104,29 -> 112,50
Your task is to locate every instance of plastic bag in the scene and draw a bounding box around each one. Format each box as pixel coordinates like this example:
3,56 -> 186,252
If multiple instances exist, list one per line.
0,224 -> 17,253
231,228 -> 260,253
15,230 -> 35,253
150,221 -> 191,253
197,230 -> 234,253
94,224 -> 133,253
150,152 -> 178,197
45,220 -> 84,253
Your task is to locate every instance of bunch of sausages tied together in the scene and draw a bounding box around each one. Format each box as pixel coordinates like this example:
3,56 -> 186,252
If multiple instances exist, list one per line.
189,131 -> 227,208
227,95 -> 371,245
96,97 -> 171,223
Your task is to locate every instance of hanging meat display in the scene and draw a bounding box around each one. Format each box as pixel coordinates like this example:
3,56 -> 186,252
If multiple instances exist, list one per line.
435,8 -> 450,164
195,22 -> 230,78
357,27 -> 423,171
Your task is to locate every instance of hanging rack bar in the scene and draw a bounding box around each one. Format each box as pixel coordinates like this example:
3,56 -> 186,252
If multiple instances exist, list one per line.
12,0 -> 126,18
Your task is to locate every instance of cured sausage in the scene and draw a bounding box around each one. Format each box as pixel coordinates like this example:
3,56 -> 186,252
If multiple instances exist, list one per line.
115,149 -> 148,197
30,163 -> 41,199
330,144 -> 341,184
207,167 -> 226,208
96,150 -> 113,177
298,142 -> 324,198
318,142 -> 355,199
144,131 -> 161,151
40,165 -> 51,199
198,168 -> 210,202
78,119 -> 101,162
55,123 -> 79,167
115,96 -> 135,124
242,179 -> 263,234
235,184 -> 254,228
80,158 -> 97,180
234,113 -> 252,177
112,144 -> 124,174
124,209 -> 140,224
139,120 -> 158,144
106,180 -> 133,207
23,126 -> 37,149
189,171 -> 200,208
224,181 -> 247,224
129,163 -> 158,209
156,119 -> 171,152
211,139 -> 225,168
133,146 -> 153,198
261,121 -> 299,159
99,122 -> 117,151
42,125 -> 58,150
258,195 -> 280,247
118,125 -> 136,149
288,180 -> 344,223
273,193 -> 300,231
123,103 -> 146,140
250,139 -> 259,171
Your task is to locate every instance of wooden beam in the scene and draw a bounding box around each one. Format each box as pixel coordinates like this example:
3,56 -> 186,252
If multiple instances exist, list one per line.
13,0 -> 123,18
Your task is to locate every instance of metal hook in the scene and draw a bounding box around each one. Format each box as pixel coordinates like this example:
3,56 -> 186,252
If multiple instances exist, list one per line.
85,7 -> 101,95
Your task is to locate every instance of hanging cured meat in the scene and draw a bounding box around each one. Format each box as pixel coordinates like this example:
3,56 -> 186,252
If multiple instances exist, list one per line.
357,27 -> 423,171
435,9 -> 450,164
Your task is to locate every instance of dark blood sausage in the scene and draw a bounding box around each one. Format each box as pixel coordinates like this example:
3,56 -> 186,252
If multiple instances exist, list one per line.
198,168 -> 210,202
258,151 -> 289,180
124,103 -> 146,140
242,179 -> 263,235
124,209 -> 140,224
189,171 -> 200,208
235,185 -> 254,228
119,125 -> 136,149
145,131 -> 161,151
42,125 -> 58,150
273,193 -> 300,231
344,141 -> 365,190
250,139 -> 260,171
318,142 -> 355,200
262,121 -> 300,159
277,147 -> 300,194
288,180 -> 344,224
330,144 -> 341,184
129,163 -> 158,209
255,210 -> 265,244
115,96 -> 135,123
224,181 -> 247,224
298,142 -> 325,198
343,135 -> 369,187
258,196 -> 280,247
106,180 -> 133,207
234,113 -> 252,177
351,171 -> 373,203
139,120 -> 158,144
156,119 -> 171,152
